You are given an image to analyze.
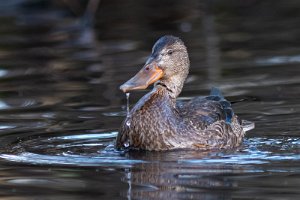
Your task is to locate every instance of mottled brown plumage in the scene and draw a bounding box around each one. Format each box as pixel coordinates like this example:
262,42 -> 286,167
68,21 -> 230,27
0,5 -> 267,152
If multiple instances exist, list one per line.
116,35 -> 254,151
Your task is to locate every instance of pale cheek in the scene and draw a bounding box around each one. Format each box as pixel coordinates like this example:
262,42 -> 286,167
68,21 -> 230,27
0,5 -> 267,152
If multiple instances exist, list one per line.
158,60 -> 164,65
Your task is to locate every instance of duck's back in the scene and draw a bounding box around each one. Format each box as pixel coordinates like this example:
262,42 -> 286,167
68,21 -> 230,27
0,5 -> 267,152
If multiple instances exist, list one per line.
178,88 -> 234,128
174,88 -> 249,149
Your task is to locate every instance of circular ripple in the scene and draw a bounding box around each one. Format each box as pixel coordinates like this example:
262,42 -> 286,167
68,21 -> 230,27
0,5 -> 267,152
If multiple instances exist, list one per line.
0,131 -> 145,167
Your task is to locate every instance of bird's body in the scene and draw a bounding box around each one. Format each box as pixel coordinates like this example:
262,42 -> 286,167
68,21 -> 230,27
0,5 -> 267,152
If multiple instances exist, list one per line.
116,35 -> 254,151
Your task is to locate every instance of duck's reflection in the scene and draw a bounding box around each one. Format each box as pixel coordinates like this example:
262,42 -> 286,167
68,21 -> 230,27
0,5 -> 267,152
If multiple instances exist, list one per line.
122,151 -> 237,200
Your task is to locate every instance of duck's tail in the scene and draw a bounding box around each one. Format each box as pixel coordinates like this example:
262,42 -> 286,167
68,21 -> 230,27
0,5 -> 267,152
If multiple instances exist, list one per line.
241,120 -> 255,132
209,87 -> 255,131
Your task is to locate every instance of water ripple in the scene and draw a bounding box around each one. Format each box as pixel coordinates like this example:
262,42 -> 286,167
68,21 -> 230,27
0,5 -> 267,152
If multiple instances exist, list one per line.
0,134 -> 299,168
0,152 -> 145,167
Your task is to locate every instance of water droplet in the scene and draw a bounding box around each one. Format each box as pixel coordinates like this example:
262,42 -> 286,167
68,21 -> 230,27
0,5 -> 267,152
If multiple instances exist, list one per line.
126,93 -> 130,116
124,142 -> 130,148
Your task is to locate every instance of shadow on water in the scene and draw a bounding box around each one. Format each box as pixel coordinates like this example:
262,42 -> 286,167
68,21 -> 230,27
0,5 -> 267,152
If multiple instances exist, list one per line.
0,0 -> 299,199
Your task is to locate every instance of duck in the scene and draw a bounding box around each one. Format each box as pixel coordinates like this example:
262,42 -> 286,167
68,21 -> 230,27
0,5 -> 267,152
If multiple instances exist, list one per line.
116,35 -> 254,151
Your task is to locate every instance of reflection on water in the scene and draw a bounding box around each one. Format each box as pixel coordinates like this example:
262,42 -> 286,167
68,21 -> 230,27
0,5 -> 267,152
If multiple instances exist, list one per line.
0,0 -> 299,199
1,133 -> 300,199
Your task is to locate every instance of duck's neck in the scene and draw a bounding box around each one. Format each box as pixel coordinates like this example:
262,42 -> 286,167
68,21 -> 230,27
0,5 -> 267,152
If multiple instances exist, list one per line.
129,85 -> 176,118
157,72 -> 188,99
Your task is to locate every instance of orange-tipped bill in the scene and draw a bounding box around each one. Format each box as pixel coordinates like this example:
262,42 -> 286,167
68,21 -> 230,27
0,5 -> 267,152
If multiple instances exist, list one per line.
120,65 -> 163,93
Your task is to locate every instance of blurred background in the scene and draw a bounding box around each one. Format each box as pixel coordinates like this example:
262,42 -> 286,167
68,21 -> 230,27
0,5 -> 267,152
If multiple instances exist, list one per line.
0,0 -> 299,199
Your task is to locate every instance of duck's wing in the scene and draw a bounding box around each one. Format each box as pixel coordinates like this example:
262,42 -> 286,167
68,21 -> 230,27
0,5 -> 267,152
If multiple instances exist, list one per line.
178,88 -> 235,129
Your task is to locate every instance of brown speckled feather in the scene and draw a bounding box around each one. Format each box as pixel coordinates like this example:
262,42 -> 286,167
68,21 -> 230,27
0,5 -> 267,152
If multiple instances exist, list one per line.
116,86 -> 245,151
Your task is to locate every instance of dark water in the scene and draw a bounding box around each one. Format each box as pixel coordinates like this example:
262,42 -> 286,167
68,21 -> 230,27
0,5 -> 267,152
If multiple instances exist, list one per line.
0,1 -> 299,199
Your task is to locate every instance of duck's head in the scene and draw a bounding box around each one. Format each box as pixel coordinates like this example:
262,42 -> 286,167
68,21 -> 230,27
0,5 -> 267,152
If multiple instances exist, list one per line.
120,35 -> 190,98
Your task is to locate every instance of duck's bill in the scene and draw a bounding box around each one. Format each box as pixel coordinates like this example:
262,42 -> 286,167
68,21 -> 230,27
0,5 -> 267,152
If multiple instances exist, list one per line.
120,64 -> 163,93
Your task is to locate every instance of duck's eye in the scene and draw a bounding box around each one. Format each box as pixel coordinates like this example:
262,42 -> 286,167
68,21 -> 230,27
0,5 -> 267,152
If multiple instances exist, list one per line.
167,50 -> 174,55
